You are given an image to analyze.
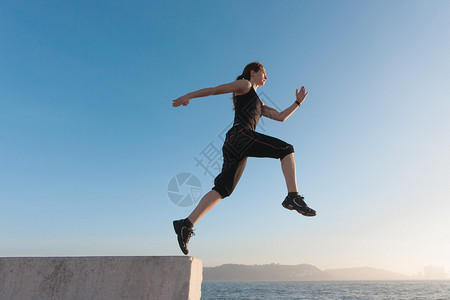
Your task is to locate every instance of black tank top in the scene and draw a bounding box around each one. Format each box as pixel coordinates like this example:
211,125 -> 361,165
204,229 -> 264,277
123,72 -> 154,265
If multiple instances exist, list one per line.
232,83 -> 262,131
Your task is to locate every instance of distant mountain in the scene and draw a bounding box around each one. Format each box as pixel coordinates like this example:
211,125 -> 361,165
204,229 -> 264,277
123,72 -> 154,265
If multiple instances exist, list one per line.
323,267 -> 408,281
204,263 -> 326,281
203,264 -> 409,281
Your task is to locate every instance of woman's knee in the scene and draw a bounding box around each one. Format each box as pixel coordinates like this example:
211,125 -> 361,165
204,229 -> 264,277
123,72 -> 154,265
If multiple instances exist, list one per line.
211,186 -> 231,199
280,144 -> 294,160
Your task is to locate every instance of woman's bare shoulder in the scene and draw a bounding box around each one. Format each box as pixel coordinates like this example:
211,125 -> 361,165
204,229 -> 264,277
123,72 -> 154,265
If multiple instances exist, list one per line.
234,79 -> 252,96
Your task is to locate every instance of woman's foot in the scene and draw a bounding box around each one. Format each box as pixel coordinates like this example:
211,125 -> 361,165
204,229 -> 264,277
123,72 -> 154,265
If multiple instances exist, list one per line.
173,219 -> 195,255
282,195 -> 316,216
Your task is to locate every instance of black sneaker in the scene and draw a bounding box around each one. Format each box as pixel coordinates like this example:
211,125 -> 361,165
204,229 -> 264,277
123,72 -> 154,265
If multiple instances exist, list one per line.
282,195 -> 316,217
173,219 -> 195,255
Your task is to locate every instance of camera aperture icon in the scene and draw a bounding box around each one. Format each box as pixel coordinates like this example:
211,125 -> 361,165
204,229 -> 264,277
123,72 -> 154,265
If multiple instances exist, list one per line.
167,172 -> 202,207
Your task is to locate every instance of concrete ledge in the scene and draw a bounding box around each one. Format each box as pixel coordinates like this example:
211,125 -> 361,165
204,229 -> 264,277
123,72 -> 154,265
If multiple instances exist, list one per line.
0,256 -> 202,300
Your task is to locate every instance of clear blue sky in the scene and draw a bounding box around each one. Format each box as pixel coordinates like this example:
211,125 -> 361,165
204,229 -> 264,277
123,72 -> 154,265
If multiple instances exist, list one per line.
1,0 -> 449,276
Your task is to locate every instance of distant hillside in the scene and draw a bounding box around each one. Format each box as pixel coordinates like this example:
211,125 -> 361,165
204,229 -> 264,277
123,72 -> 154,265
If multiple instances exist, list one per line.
323,267 -> 408,281
203,264 -> 409,281
204,263 -> 326,281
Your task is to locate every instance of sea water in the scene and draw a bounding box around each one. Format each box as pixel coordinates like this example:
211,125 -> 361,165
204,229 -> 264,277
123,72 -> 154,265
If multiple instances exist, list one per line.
201,280 -> 450,299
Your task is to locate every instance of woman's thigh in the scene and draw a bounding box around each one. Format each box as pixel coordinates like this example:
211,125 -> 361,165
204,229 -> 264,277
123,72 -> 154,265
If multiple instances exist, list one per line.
235,129 -> 294,159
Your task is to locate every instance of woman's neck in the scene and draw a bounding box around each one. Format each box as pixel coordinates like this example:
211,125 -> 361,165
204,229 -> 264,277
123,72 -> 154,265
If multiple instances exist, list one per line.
249,80 -> 259,91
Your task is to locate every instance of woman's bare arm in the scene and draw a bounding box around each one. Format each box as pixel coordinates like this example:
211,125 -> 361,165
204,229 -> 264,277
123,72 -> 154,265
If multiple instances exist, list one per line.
261,86 -> 309,122
262,102 -> 298,122
172,80 -> 250,107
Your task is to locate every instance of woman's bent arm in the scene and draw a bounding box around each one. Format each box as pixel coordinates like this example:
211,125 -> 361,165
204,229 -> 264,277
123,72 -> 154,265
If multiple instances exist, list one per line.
279,103 -> 300,122
261,86 -> 309,122
262,102 -> 299,122
280,86 -> 308,121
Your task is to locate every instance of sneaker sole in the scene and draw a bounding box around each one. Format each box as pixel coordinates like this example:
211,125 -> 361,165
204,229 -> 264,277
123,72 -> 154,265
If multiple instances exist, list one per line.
282,202 -> 316,217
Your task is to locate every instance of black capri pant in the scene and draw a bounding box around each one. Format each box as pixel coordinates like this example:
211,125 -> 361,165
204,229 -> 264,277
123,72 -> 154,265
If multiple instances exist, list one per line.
212,124 -> 295,199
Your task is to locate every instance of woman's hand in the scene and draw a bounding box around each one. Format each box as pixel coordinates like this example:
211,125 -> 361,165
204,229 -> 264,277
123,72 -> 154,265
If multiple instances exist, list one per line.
295,86 -> 309,105
172,95 -> 191,107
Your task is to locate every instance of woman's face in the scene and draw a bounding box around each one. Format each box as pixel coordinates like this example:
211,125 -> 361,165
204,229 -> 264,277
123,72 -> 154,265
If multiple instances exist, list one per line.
252,68 -> 268,86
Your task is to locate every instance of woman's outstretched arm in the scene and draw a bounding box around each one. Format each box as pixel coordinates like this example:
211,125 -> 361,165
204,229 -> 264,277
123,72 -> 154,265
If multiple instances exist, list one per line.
172,80 -> 250,107
261,86 -> 309,122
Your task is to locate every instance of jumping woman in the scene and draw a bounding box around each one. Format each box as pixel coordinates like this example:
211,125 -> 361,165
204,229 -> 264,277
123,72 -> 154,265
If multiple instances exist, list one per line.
171,61 -> 316,255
